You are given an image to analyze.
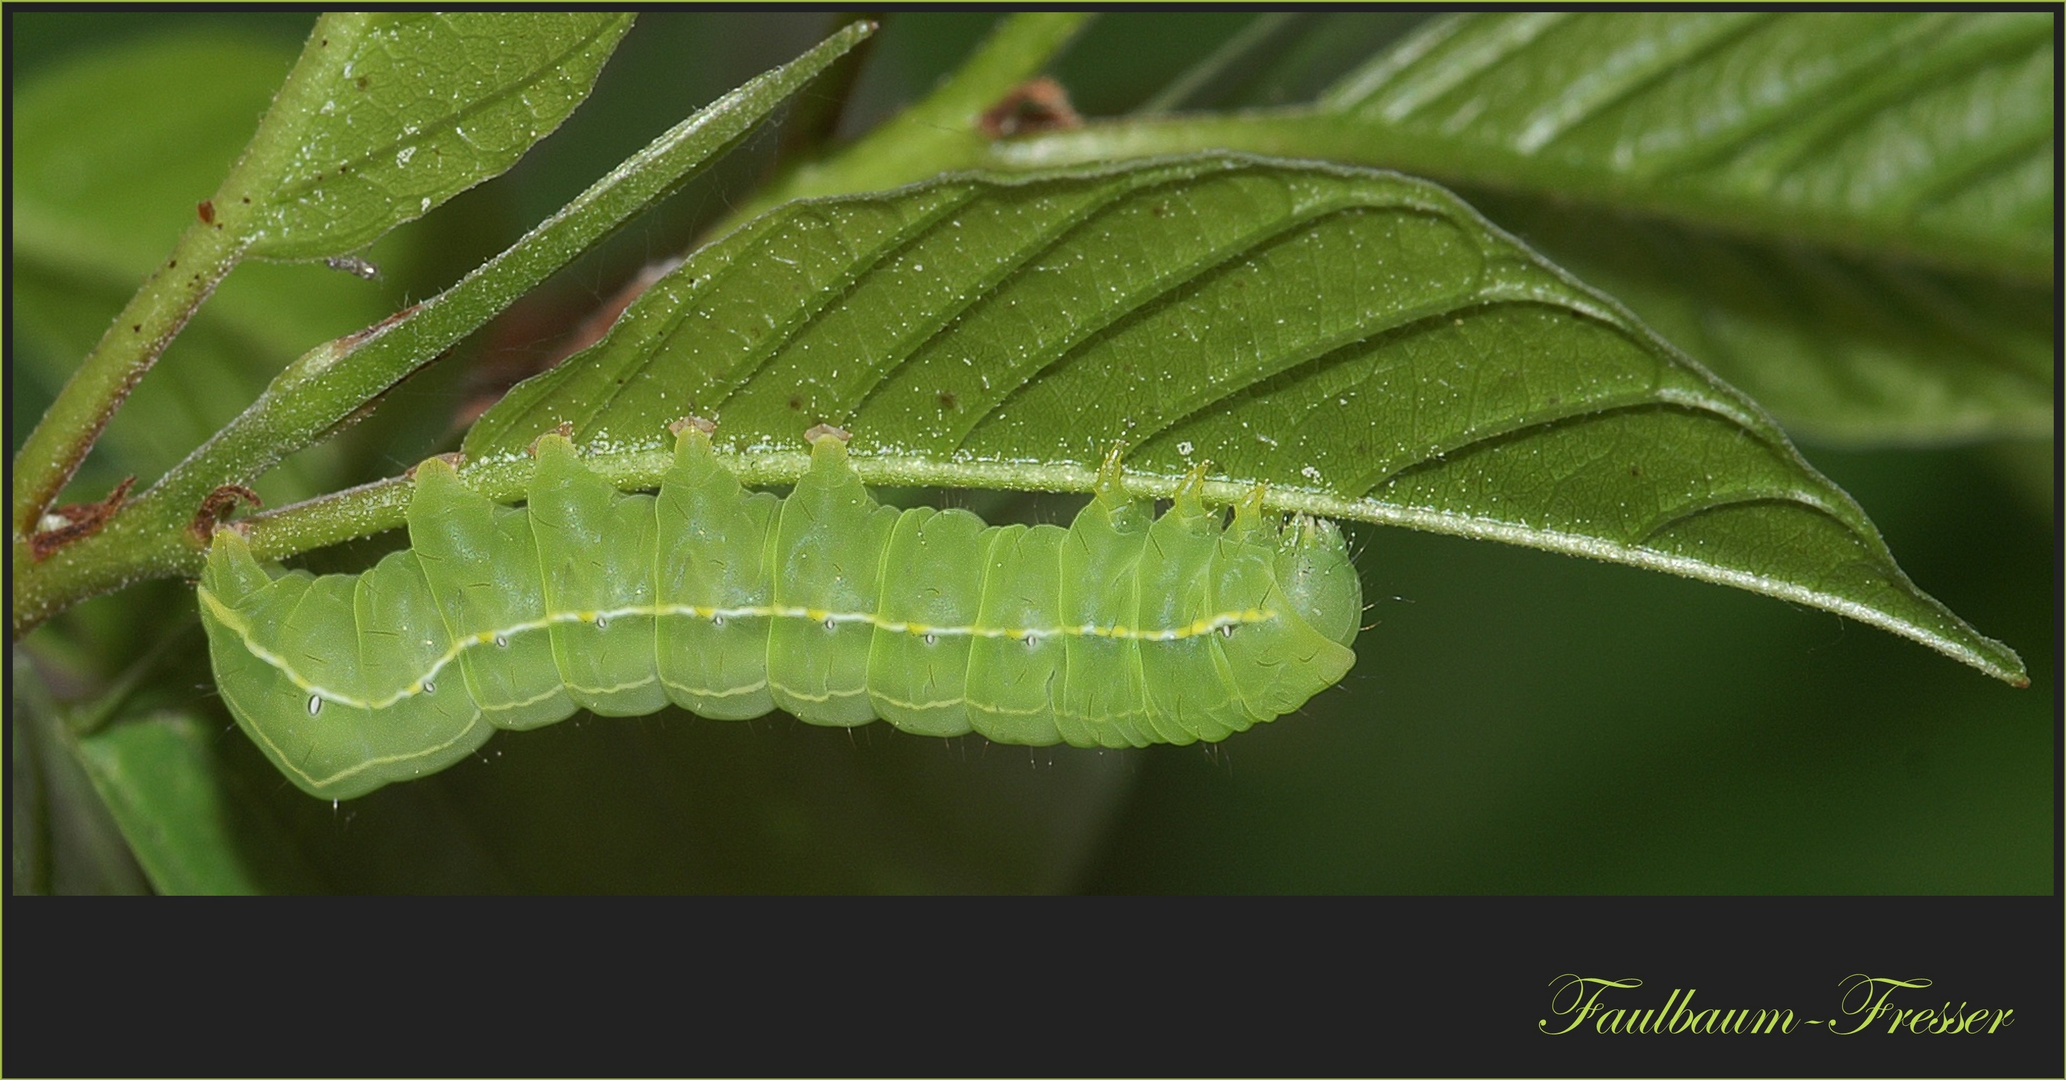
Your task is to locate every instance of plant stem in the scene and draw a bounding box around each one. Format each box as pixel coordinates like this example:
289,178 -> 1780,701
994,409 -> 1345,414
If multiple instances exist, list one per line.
8,12 -> 378,539
10,217 -> 245,539
720,12 -> 1094,229
11,22 -> 877,640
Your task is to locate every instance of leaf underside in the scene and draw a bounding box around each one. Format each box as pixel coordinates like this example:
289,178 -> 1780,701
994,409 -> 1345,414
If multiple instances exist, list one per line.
1468,192 -> 2053,447
465,154 -> 2025,684
1312,12 -> 2052,279
959,12 -> 2053,446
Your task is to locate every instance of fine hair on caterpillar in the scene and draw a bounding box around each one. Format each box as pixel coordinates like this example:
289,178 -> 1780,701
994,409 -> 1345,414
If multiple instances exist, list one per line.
197,423 -> 1361,799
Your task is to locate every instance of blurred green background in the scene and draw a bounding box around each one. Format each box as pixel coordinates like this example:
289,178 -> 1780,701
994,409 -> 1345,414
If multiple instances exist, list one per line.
11,12 -> 2054,893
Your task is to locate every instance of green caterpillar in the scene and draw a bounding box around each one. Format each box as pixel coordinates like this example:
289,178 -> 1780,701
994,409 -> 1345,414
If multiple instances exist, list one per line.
197,425 -> 1361,799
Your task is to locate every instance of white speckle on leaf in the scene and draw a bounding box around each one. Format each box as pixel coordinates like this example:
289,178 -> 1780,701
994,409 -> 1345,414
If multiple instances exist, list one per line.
396,146 -> 415,166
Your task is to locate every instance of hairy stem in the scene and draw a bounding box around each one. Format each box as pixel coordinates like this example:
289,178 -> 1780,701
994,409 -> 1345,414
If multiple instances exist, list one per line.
11,22 -> 876,639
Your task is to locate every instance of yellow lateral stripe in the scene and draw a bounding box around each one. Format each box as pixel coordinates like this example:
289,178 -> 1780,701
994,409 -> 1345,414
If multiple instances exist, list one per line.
204,587 -> 1279,713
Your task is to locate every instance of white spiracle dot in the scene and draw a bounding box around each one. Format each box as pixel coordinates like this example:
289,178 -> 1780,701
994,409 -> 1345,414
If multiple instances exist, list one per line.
307,695 -> 322,716
1023,633 -> 1037,647
712,614 -> 725,627
422,680 -> 435,695
494,634 -> 509,648
922,632 -> 936,646
594,615 -> 608,630
823,617 -> 837,631
1218,624 -> 1235,638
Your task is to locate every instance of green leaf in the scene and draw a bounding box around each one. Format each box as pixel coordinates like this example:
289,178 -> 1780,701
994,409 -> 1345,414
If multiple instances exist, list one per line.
465,154 -> 2024,685
9,31 -> 413,501
11,653 -> 149,894
1308,11 -> 2056,445
13,12 -> 2043,896
1470,192 -> 2053,446
1024,12 -> 2052,280
1087,447 -> 2056,892
815,13 -> 2051,445
9,21 -> 879,638
74,712 -> 325,895
227,12 -> 636,260
163,18 -> 870,498
9,12 -> 628,546
19,610 -> 322,894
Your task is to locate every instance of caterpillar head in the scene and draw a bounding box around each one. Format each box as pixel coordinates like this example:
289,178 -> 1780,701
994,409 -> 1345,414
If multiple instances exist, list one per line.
1274,514 -> 1360,647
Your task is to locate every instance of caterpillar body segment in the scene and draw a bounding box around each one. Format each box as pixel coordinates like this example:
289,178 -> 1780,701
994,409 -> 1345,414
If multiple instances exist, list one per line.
198,429 -> 1360,799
